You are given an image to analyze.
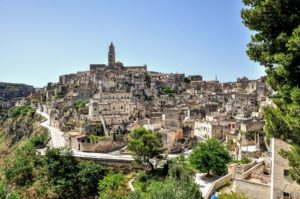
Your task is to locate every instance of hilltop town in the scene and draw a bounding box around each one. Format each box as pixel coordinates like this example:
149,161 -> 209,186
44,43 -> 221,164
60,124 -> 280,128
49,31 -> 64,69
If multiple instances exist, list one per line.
1,43 -> 299,198
35,43 -> 271,156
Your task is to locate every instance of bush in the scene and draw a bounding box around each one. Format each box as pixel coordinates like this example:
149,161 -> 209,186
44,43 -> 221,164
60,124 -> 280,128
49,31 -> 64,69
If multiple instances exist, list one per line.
0,182 -> 5,199
161,86 -> 176,96
98,172 -> 126,199
240,157 -> 251,164
73,100 -> 89,109
29,131 -> 49,147
9,105 -> 35,118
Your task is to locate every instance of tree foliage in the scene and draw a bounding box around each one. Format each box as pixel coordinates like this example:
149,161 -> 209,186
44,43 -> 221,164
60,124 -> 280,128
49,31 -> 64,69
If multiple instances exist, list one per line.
2,145 -> 104,199
280,146 -> 300,184
4,142 -> 40,187
189,138 -> 231,176
0,108 -> 105,198
146,178 -> 198,199
127,157 -> 202,199
9,105 -> 35,118
241,0 -> 300,183
161,86 -> 176,97
0,181 -> 5,199
128,128 -> 164,171
45,148 -> 105,199
98,172 -> 126,199
29,131 -> 49,148
73,100 -> 89,110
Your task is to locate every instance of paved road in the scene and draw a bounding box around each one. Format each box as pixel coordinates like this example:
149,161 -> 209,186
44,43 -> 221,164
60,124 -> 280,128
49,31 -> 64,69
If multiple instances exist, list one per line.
37,110 -> 134,161
38,110 -> 65,148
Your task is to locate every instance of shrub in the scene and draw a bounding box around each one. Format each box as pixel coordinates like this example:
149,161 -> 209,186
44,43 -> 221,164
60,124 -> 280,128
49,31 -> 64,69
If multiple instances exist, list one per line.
73,100 -> 89,109
9,105 -> 35,118
29,131 -> 49,147
240,157 -> 251,164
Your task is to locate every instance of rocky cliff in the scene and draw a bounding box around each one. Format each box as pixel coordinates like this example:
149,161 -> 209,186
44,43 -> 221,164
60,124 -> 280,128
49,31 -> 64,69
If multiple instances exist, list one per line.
0,82 -> 34,101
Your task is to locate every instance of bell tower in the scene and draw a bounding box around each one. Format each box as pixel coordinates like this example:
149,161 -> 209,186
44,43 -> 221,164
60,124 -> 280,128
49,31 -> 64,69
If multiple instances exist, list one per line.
108,42 -> 115,67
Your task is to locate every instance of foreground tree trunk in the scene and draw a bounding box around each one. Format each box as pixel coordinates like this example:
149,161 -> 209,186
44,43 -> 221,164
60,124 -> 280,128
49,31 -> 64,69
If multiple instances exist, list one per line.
207,170 -> 210,177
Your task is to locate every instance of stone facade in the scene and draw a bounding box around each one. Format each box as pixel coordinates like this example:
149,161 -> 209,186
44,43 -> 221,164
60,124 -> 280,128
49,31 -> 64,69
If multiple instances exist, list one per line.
271,139 -> 300,199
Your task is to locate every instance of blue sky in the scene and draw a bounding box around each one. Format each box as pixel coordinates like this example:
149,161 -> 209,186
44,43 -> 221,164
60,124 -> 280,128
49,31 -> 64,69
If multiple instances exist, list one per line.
0,0 -> 265,87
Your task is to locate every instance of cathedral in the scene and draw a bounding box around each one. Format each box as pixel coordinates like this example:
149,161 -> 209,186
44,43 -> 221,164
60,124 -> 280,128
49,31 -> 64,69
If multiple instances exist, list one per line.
90,42 -> 147,73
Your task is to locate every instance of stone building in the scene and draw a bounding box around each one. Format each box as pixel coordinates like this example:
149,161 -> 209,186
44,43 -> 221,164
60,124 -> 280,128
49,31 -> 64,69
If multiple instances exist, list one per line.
271,139 -> 300,199
194,121 -> 229,140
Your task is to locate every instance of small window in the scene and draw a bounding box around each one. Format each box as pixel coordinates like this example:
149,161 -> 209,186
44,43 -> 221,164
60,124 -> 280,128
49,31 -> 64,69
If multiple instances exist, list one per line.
283,192 -> 290,198
284,169 -> 289,176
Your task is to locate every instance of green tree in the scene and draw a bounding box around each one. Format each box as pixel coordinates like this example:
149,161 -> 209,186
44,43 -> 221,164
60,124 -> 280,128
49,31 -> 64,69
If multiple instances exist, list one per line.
128,128 -> 164,171
45,148 -> 78,198
98,172 -> 126,199
127,177 -> 202,199
241,0 -> 300,183
189,138 -> 231,176
77,161 -> 105,197
4,142 -> 38,187
168,155 -> 194,181
127,156 -> 202,199
29,131 -> 49,148
45,148 -> 105,198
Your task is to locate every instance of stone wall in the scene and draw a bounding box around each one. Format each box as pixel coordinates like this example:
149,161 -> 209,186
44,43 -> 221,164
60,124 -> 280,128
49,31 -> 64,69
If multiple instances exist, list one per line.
206,173 -> 232,199
79,138 -> 125,153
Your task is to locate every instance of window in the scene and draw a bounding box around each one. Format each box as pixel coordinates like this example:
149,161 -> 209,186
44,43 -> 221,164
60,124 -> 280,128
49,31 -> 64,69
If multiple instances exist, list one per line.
284,169 -> 289,176
121,106 -> 123,109
283,192 -> 290,198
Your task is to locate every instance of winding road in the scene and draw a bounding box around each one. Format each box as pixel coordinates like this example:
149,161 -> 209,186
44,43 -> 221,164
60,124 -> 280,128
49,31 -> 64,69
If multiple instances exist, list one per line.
37,110 -> 134,161
37,110 -> 214,195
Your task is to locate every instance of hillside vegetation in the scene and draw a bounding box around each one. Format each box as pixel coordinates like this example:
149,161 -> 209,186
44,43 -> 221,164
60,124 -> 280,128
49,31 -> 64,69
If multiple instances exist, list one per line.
0,106 -> 106,199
